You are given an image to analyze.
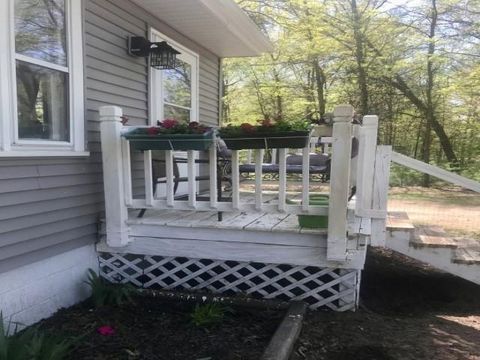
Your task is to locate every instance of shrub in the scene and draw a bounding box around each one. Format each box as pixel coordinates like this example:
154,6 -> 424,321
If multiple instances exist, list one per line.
0,313 -> 71,360
190,303 -> 228,327
85,269 -> 136,307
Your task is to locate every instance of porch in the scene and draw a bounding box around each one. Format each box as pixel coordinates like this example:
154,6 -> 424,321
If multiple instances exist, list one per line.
97,104 -> 386,310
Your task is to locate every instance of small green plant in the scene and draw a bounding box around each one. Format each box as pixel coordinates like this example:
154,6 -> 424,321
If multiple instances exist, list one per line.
0,313 -> 72,360
85,269 -> 136,307
190,303 -> 227,327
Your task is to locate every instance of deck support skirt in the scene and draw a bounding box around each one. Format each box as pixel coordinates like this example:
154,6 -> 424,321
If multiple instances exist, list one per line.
98,252 -> 360,311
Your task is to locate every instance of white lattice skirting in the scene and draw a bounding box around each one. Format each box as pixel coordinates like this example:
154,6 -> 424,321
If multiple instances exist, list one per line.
98,253 -> 360,311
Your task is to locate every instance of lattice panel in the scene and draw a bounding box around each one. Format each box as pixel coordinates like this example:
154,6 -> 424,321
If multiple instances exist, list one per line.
99,253 -> 359,311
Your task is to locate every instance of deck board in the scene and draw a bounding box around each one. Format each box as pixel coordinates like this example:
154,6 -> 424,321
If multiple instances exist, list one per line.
130,210 -> 332,235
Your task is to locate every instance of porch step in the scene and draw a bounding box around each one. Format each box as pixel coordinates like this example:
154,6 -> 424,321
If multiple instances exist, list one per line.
385,212 -> 480,285
452,246 -> 480,265
411,226 -> 458,249
386,211 -> 415,232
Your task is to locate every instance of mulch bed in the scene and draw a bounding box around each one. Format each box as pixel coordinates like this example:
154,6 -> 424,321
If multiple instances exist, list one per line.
37,295 -> 284,360
292,248 -> 480,360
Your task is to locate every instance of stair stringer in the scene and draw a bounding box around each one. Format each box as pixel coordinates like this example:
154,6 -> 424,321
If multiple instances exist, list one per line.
385,229 -> 480,285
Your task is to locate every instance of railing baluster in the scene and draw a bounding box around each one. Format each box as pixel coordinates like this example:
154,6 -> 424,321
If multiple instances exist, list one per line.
187,150 -> 197,208
121,138 -> 132,206
144,150 -> 153,207
231,150 -> 240,209
302,146 -> 310,212
246,149 -> 252,164
165,150 -> 174,207
209,141 -> 217,209
255,149 -> 264,211
278,148 -> 287,212
271,149 -> 277,165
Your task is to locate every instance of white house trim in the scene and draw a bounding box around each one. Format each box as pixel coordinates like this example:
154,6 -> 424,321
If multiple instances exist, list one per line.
131,0 -> 273,57
0,0 -> 85,157
149,27 -> 200,124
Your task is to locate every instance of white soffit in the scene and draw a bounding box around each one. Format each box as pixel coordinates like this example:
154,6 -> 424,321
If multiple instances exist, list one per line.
130,0 -> 273,57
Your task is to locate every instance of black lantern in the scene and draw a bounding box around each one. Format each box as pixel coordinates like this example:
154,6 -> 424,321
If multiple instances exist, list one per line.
128,36 -> 180,70
149,41 -> 180,70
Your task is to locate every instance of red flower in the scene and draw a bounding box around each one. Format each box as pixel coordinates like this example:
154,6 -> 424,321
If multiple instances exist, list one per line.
146,127 -> 159,135
160,118 -> 179,129
97,325 -> 115,336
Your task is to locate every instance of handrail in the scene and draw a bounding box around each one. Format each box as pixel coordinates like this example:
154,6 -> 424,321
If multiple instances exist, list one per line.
391,151 -> 480,193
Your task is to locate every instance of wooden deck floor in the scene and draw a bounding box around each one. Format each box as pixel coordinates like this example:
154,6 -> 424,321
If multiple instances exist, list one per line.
98,191 -> 370,269
128,209 -> 329,235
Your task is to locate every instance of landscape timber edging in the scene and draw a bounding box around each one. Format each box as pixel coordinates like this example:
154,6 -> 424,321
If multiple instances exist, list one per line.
262,301 -> 308,360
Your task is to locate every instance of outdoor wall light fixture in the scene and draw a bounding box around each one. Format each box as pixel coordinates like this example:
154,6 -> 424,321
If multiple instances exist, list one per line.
128,36 -> 180,70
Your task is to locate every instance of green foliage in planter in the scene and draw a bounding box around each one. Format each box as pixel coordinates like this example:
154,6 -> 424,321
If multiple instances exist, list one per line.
190,303 -> 229,328
0,313 -> 72,360
85,269 -> 137,308
218,118 -> 310,138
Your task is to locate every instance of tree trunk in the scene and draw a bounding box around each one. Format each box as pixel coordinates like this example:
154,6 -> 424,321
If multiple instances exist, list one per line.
313,59 -> 326,117
351,0 -> 369,115
422,0 -> 438,187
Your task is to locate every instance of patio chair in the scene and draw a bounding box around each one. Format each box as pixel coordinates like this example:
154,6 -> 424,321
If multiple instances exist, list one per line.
137,145 -> 231,218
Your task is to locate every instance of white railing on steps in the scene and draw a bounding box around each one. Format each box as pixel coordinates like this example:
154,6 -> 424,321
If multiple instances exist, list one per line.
99,105 -> 380,262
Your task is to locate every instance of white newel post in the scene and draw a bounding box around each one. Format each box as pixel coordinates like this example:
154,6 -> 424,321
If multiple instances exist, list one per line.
99,106 -> 129,247
355,115 -> 379,217
370,145 -> 392,246
327,105 -> 353,261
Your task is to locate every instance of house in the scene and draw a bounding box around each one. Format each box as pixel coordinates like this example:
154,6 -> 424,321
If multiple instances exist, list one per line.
0,0 -> 274,327
7,0 -> 475,330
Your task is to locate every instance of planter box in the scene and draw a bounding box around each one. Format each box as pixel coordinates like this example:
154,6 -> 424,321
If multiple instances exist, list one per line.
123,128 -> 214,151
222,131 -> 310,150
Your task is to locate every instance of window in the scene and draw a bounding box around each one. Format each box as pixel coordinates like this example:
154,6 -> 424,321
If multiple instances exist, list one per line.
149,28 -> 199,125
0,0 -> 85,156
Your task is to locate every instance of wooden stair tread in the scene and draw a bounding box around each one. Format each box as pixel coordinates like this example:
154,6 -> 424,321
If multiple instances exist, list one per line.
386,211 -> 415,231
412,235 -> 458,248
453,247 -> 480,265
411,226 -> 457,248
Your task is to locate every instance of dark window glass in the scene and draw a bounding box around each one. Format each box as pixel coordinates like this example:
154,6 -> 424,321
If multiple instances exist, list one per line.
16,61 -> 69,141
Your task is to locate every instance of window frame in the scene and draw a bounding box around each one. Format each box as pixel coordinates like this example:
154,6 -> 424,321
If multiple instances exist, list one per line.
0,0 -> 86,157
149,27 -> 199,126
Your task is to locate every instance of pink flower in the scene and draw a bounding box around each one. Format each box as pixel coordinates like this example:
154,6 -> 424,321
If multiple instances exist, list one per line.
97,325 -> 115,336
160,118 -> 179,129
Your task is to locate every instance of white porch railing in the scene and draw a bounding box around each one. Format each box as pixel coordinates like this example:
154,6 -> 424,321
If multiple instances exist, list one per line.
99,105 -> 380,262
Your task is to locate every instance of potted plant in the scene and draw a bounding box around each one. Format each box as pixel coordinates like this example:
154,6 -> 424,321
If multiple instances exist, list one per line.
122,119 -> 214,151
218,118 -> 311,150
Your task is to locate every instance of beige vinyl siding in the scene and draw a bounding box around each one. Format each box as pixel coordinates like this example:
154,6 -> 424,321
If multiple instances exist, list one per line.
0,0 -> 220,274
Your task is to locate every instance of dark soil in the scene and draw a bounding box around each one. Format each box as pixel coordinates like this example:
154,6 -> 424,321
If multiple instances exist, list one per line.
293,248 -> 480,360
37,295 -> 283,360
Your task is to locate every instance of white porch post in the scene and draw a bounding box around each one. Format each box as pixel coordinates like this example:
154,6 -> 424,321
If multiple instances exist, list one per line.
355,115 -> 379,217
99,106 -> 129,247
370,145 -> 392,246
327,105 -> 353,261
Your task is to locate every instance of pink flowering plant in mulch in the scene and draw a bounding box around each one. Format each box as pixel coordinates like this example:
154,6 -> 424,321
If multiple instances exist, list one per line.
142,119 -> 212,136
97,325 -> 115,336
